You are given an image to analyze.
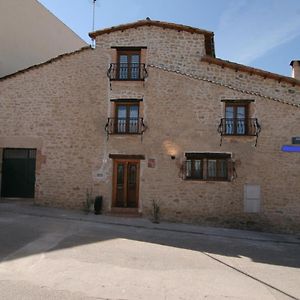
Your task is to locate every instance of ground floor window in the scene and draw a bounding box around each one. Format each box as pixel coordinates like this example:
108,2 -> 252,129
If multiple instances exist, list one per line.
186,159 -> 203,179
207,158 -> 228,180
185,153 -> 232,181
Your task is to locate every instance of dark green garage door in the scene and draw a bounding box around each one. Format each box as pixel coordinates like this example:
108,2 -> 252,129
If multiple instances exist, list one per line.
1,149 -> 36,198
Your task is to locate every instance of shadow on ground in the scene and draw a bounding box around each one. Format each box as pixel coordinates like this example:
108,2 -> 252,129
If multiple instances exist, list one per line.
0,201 -> 299,269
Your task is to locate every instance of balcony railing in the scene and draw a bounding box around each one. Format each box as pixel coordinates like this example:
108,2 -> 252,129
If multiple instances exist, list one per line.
107,63 -> 148,80
105,117 -> 146,135
218,118 -> 261,136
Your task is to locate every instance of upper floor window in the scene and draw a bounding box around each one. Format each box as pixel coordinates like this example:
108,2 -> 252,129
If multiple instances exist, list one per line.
225,103 -> 248,135
218,100 -> 260,137
115,102 -> 140,133
118,50 -> 141,80
107,47 -> 148,81
105,99 -> 147,135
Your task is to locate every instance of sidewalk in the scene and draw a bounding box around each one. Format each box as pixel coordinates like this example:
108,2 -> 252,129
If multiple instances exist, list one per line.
1,199 -> 299,245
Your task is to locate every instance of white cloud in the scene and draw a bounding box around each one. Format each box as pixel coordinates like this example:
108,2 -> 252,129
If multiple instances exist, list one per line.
218,0 -> 248,29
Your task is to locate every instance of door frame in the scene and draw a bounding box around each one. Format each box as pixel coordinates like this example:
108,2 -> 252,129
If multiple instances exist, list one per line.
112,159 -> 140,208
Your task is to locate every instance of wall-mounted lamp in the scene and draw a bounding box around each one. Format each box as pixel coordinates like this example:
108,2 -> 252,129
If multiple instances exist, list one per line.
171,155 -> 176,160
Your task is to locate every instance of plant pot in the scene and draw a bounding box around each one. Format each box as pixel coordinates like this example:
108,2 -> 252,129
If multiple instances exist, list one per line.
94,196 -> 103,215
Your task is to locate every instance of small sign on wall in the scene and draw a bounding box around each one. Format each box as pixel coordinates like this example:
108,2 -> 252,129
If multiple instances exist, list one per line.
292,137 -> 300,144
281,145 -> 300,152
148,158 -> 156,168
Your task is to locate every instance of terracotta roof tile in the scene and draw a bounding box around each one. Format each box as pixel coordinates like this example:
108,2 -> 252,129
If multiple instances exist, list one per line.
89,19 -> 215,57
201,56 -> 300,87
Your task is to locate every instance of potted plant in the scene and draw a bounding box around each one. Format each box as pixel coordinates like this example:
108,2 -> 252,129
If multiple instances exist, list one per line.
94,196 -> 103,215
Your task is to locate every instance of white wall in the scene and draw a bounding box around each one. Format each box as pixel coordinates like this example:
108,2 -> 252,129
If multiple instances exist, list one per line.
0,0 -> 87,77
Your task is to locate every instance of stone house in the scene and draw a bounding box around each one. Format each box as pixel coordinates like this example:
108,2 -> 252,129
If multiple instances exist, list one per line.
0,19 -> 300,232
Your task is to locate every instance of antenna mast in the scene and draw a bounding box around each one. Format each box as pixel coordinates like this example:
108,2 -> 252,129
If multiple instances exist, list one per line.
91,0 -> 97,48
92,0 -> 96,32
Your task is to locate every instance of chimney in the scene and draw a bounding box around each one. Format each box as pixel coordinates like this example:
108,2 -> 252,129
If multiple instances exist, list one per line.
290,60 -> 300,80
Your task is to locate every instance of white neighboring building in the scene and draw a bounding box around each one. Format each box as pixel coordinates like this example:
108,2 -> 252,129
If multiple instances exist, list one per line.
0,0 -> 87,77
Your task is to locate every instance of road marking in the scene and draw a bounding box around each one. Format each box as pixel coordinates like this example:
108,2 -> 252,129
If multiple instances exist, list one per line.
203,251 -> 299,300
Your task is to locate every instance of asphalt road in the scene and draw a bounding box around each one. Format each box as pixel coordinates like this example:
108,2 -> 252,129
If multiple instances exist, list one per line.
0,204 -> 299,300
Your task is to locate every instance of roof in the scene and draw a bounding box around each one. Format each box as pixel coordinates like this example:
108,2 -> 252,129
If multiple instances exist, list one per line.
1,32 -> 298,90
0,46 -> 91,82
201,56 -> 300,87
89,19 -> 215,57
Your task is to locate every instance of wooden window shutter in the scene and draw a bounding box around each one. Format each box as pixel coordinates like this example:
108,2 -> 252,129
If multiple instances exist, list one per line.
180,161 -> 187,179
228,159 -> 237,181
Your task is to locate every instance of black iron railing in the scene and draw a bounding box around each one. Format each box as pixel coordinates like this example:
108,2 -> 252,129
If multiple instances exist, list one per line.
105,117 -> 146,135
218,118 -> 261,136
107,63 -> 147,80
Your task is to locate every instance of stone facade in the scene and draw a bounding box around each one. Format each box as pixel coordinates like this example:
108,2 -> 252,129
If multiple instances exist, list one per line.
0,20 -> 299,233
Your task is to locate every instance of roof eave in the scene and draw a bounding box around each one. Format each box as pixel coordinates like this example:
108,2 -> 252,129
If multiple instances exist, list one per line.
89,20 -> 213,38
0,46 -> 92,82
89,19 -> 215,57
202,56 -> 300,87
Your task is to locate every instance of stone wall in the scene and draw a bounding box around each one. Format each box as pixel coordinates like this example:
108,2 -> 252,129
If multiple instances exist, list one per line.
95,26 -> 206,75
0,24 -> 300,232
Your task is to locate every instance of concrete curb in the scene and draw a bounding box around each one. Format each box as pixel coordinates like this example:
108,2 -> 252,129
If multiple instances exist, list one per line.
1,201 -> 300,245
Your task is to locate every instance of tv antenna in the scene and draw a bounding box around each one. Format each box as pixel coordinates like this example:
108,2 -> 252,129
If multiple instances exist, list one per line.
92,0 -> 96,32
90,0 -> 98,47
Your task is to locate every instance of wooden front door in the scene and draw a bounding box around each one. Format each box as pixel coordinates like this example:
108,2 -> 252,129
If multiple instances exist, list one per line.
113,160 -> 139,208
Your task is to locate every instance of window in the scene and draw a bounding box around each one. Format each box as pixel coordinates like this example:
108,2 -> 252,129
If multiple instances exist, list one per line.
105,99 -> 147,135
185,153 -> 232,181
117,50 -> 141,80
186,159 -> 203,179
207,158 -> 228,180
225,103 -> 248,135
107,47 -> 147,81
218,100 -> 260,137
115,102 -> 140,134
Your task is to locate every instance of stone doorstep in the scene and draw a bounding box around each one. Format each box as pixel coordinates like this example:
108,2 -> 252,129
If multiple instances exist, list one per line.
108,207 -> 142,218
0,197 -> 34,203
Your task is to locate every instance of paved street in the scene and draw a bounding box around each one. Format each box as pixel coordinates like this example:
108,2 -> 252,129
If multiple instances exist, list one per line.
0,202 -> 300,300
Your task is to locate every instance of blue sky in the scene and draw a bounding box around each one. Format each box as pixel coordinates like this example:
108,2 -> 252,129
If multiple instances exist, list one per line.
38,0 -> 300,76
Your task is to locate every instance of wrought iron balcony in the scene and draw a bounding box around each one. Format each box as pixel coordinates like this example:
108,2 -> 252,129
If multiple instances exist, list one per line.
105,117 -> 146,135
218,118 -> 261,136
107,63 -> 148,80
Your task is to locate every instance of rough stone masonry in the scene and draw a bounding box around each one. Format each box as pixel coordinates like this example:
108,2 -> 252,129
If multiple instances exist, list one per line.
0,20 -> 299,233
